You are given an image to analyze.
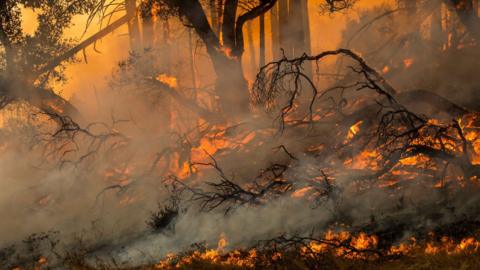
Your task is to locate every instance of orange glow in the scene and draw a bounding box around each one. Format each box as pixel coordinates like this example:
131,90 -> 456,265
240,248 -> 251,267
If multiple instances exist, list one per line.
156,74 -> 179,89
403,58 -> 414,69
217,233 -> 228,251
346,120 -> 363,141
399,155 -> 429,166
152,231 -> 480,269
291,186 -> 314,198
382,65 -> 390,74
348,149 -> 380,170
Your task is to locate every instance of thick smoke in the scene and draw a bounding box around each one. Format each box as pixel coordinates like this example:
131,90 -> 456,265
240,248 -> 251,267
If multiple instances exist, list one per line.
2,1 -> 480,269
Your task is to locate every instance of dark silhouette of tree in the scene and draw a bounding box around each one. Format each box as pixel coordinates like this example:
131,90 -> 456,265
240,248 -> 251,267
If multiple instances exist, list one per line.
152,0 -> 277,118
148,0 -> 355,119
0,0 -> 100,115
445,0 -> 480,41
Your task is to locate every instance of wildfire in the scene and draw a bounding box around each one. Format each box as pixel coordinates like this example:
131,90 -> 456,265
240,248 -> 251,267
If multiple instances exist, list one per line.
217,233 -> 228,251
291,186 -> 314,198
347,149 -> 380,170
156,73 -> 178,89
346,120 -> 363,141
398,155 -> 430,166
382,65 -> 390,74
403,58 -> 414,69
224,46 -> 237,58
151,230 -> 480,270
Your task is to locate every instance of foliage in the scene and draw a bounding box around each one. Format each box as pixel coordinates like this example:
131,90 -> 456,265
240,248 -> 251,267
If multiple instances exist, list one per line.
0,0 -> 98,86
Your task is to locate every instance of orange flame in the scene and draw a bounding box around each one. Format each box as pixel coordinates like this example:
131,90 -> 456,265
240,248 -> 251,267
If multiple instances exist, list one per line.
403,58 -> 414,69
156,73 -> 178,88
217,233 -> 228,251
346,120 -> 363,141
382,65 -> 390,74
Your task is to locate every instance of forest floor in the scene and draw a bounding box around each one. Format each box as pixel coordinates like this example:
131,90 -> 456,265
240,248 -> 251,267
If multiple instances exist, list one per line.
62,251 -> 480,270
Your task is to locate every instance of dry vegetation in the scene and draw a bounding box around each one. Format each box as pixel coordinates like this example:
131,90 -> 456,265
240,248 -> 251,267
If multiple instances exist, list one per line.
3,0 -> 480,270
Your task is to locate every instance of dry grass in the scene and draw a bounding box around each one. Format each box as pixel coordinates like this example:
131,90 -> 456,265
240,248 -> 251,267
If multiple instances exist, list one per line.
62,252 -> 480,270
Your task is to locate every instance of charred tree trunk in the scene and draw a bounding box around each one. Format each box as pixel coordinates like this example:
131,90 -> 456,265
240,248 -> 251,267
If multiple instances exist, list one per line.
247,21 -> 257,76
279,0 -> 292,57
188,29 -> 197,93
446,0 -> 480,42
278,0 -> 311,61
222,0 -> 238,50
162,19 -> 172,70
431,3 -> 446,49
175,0 -> 248,117
290,0 -> 309,56
290,0 -> 311,75
271,4 -> 280,60
126,0 -> 141,52
209,0 -> 220,35
259,14 -> 266,68
173,0 -> 276,118
141,0 -> 154,49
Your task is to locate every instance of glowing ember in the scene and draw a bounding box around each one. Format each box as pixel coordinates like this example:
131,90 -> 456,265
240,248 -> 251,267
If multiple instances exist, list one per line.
403,58 -> 414,69
382,65 -> 390,74
291,186 -> 314,198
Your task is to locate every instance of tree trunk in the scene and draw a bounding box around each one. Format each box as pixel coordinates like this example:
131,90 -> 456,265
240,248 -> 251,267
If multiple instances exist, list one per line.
446,0 -> 480,41
222,0 -> 238,50
209,0 -> 220,35
301,0 -> 312,77
271,3 -> 280,60
188,29 -> 197,93
430,3 -> 446,49
176,0 -> 249,118
246,21 -> 257,76
259,14 -> 266,67
279,0 -> 292,57
162,20 -> 172,70
289,0 -> 304,56
125,0 -> 141,52
141,0 -> 154,49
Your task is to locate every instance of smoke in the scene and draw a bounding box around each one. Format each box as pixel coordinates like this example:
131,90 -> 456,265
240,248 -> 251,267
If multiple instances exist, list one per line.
2,1 -> 480,269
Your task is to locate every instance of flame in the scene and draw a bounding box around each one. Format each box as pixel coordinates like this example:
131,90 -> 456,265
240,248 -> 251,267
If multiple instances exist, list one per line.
399,155 -> 429,166
222,47 -> 235,59
346,120 -> 363,141
153,232 -> 480,269
191,137 -> 221,161
403,58 -> 414,69
217,233 -> 228,251
382,65 -> 390,74
351,233 -> 378,251
156,73 -> 178,88
348,149 -> 380,170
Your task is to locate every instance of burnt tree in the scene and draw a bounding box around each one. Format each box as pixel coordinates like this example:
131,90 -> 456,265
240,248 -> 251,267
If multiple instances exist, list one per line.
126,0 -> 141,52
141,0 -> 155,49
157,0 -> 278,118
445,0 -> 480,41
